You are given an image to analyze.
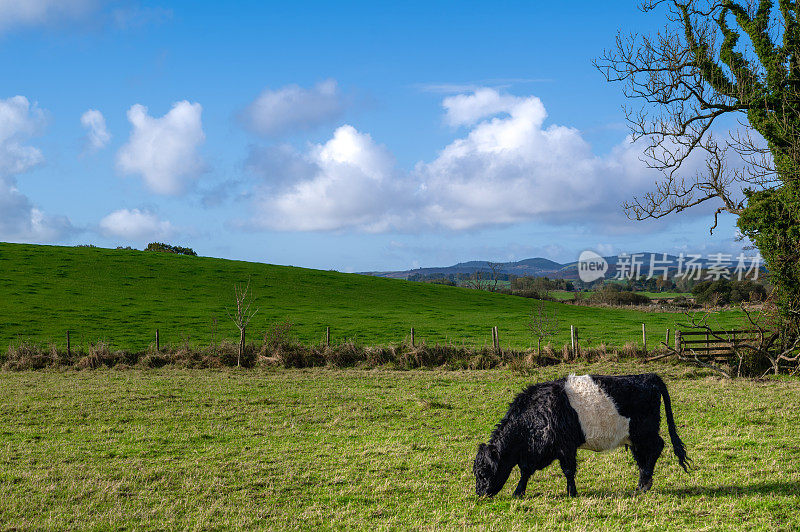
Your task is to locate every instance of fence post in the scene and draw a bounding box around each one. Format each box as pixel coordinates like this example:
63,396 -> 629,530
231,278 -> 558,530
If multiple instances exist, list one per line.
156,329 -> 160,351
570,325 -> 576,357
675,330 -> 681,354
410,327 -> 415,347
494,326 -> 500,353
665,328 -> 670,348
67,330 -> 71,358
642,323 -> 647,353
326,326 -> 330,347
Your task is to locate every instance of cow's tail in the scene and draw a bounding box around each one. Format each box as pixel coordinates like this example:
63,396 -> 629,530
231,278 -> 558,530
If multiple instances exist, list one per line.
654,375 -> 692,472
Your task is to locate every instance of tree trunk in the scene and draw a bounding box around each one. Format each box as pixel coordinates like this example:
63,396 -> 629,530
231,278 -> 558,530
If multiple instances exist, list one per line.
239,326 -> 245,367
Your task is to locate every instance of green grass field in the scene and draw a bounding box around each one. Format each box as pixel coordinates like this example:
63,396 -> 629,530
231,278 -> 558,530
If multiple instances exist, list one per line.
2,364 -> 799,529
549,290 -> 692,301
0,243 -> 744,352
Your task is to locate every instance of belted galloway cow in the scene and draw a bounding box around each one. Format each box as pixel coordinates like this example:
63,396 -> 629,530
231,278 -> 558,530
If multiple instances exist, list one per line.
473,373 -> 690,497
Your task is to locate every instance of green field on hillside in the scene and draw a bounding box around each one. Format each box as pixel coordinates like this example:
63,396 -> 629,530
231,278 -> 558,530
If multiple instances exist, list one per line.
2,364 -> 799,529
549,291 -> 692,301
0,243 -> 744,352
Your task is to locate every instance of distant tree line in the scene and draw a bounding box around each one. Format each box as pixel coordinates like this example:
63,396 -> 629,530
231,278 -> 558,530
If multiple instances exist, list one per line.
407,267 -> 771,308
496,276 -> 574,300
587,284 -> 652,306
692,280 -> 767,306
144,242 -> 197,256
74,242 -> 198,256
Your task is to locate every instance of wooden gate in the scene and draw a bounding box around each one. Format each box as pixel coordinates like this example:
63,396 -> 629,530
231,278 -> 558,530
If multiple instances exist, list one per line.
676,329 -> 761,361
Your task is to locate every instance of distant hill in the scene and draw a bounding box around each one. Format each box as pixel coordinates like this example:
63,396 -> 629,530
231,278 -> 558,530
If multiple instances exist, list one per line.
364,253 -> 759,280
363,257 -> 565,279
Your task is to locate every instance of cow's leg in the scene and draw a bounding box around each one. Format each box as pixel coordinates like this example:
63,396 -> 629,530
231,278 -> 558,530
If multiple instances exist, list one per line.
559,452 -> 578,497
631,435 -> 664,492
512,467 -> 532,498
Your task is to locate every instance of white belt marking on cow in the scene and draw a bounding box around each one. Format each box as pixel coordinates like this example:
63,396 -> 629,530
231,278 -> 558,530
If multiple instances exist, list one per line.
564,374 -> 631,452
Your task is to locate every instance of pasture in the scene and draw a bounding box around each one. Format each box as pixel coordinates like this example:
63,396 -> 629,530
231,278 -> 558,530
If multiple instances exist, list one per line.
0,243 -> 743,353
2,363 -> 799,530
548,290 -> 692,301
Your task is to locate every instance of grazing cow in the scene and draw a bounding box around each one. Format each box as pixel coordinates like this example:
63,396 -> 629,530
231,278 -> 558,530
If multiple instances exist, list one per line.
473,373 -> 690,497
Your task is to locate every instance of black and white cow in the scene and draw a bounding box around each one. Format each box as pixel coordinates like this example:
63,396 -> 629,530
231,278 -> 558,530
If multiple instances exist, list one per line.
473,373 -> 690,497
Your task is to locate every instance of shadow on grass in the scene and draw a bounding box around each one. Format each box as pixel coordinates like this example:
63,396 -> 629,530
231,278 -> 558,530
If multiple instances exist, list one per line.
509,481 -> 800,500
662,481 -> 800,497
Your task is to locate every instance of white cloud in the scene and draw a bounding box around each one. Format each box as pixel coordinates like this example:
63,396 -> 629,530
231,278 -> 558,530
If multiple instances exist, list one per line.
240,79 -> 345,137
0,180 -> 73,242
243,88 -> 713,234
595,243 -> 616,257
248,125 -> 411,232
417,90 -> 717,231
417,92 -> 637,230
442,88 -> 522,126
80,109 -> 110,152
0,0 -> 97,32
116,101 -> 205,195
415,79 -> 554,95
0,96 -> 73,241
99,208 -> 173,240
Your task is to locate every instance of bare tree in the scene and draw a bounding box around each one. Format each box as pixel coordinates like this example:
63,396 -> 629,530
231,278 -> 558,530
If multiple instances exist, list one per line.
466,270 -> 491,291
466,262 -> 505,291
527,301 -> 560,354
596,0 -> 800,355
487,262 -> 505,292
595,0 -> 800,232
227,279 -> 258,367
738,302 -> 800,375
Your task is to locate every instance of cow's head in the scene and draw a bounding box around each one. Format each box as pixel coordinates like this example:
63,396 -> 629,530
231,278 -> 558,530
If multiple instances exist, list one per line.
473,442 -> 503,496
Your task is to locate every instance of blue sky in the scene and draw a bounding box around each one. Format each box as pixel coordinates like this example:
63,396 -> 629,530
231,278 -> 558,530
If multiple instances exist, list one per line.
0,0 -> 746,271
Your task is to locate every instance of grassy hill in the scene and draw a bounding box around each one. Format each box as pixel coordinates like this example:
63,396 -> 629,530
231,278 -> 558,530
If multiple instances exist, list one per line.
0,242 -> 746,351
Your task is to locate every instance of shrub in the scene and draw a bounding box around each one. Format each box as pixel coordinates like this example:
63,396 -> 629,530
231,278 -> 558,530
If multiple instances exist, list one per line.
425,278 -> 457,286
589,285 -> 651,306
508,350 -> 553,374
323,341 -> 363,367
263,319 -> 294,351
510,288 -> 554,300
582,343 -> 609,362
144,242 -> 197,256
274,342 -> 322,368
467,348 -> 501,369
670,295 -> 695,308
692,279 -> 767,305
619,342 -> 648,359
76,342 -> 115,369
4,341 -> 49,370
138,352 -> 170,368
